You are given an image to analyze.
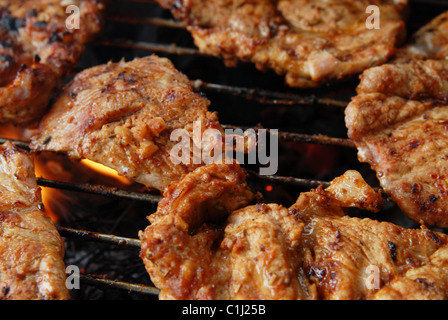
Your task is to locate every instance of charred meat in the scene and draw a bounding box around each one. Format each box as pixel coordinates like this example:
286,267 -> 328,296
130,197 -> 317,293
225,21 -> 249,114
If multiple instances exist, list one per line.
0,0 -> 103,125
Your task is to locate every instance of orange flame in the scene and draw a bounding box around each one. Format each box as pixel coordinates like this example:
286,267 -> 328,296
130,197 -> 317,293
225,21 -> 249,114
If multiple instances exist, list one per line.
80,159 -> 132,185
34,162 -> 60,223
40,187 -> 60,223
34,156 -> 132,223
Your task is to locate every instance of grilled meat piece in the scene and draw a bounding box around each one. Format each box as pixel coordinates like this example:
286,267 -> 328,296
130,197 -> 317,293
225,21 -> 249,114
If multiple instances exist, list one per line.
139,162 -> 258,300
0,0 -> 103,125
345,12 -> 448,228
394,11 -> 448,61
155,0 -> 407,87
141,164 -> 448,300
294,203 -> 448,300
30,55 -> 224,191
0,142 -> 69,300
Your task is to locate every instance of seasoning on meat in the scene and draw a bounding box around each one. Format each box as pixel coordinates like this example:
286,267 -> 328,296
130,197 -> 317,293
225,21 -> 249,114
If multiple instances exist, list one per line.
30,55 -> 224,191
0,142 -> 69,300
0,0 -> 103,125
139,163 -> 448,300
154,0 -> 407,87
345,11 -> 448,228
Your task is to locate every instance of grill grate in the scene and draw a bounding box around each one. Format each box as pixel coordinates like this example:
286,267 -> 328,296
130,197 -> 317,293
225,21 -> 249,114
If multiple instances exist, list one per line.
1,0 -> 447,299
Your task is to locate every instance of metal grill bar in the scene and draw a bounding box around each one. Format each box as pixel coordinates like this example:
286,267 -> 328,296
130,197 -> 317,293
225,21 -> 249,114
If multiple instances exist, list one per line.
0,126 -> 354,151
37,173 -> 334,200
106,16 -> 185,29
0,134 -> 354,203
94,39 -> 349,108
58,226 -> 141,249
192,80 -> 348,108
95,39 -> 204,56
38,174 -> 336,203
37,178 -> 162,203
221,125 -> 355,148
80,274 -> 159,296
276,132 -> 354,148
97,37 -> 348,110
247,170 -> 330,188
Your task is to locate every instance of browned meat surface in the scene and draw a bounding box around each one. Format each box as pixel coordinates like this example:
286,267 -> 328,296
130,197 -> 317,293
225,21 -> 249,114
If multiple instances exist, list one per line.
0,0 -> 103,125
30,55 -> 224,191
155,0 -> 407,87
295,208 -> 448,299
0,142 -> 69,300
345,11 -> 448,228
139,162 -> 257,300
394,11 -> 448,61
140,163 -> 448,300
